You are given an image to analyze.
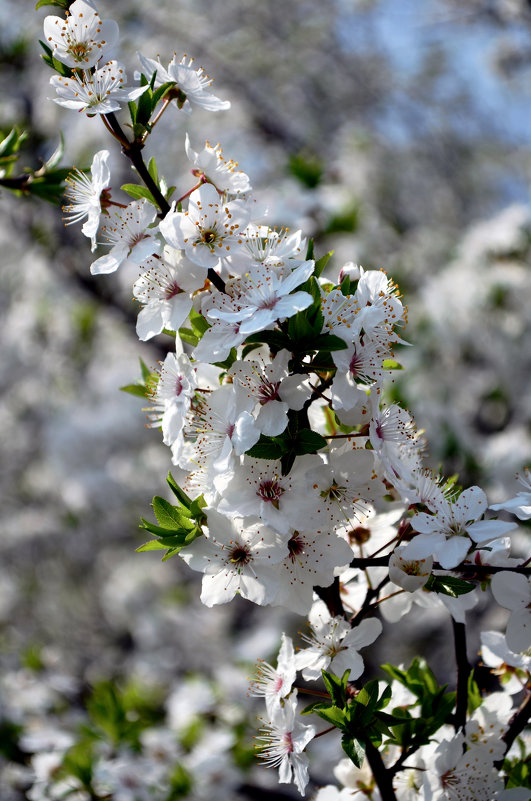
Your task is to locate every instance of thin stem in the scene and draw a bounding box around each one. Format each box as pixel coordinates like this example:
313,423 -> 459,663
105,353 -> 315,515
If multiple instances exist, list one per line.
314,577 -> 345,619
314,725 -> 336,739
495,687 -> 531,768
349,575 -> 389,625
364,740 -> 398,801
293,686 -> 330,699
324,432 -> 365,439
174,179 -> 207,207
104,112 -> 171,214
452,619 -> 470,732
348,555 -> 531,576
142,97 -> 171,141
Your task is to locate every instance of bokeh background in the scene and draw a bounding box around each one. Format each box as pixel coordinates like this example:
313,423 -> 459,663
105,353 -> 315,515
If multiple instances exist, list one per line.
1,1 -> 530,798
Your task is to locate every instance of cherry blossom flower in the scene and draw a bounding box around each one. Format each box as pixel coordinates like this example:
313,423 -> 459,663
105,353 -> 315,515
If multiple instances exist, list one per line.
229,350 -> 312,436
403,487 -> 518,570
63,149 -> 110,251
388,546 -> 433,592
43,0 -> 119,69
90,199 -> 158,275
203,259 -> 314,334
137,52 -> 231,113
133,247 -> 207,341
185,134 -> 251,194
159,183 -> 251,271
368,398 -> 424,485
177,384 -> 260,474
273,529 -> 354,615
240,224 -> 307,269
255,692 -> 316,795
217,454 -> 320,535
147,348 -> 196,447
249,633 -> 297,714
490,571 -> 531,653
295,599 -> 382,681
480,630 -> 531,693
50,61 -> 147,115
192,318 -> 248,363
180,509 -> 288,606
490,467 -> 531,520
305,449 -> 384,531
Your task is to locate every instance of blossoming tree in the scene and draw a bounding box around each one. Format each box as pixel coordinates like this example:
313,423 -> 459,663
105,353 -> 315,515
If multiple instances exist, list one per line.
2,0 -> 529,798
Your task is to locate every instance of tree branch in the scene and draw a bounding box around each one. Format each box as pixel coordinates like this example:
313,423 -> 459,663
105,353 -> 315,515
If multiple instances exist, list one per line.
364,740 -> 398,801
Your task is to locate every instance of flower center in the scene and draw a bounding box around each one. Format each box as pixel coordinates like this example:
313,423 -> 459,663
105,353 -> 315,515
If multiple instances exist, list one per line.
347,526 -> 371,546
258,381 -> 281,405
229,543 -> 251,565
202,229 -> 218,246
67,42 -> 91,62
257,479 -> 285,508
320,481 -> 346,502
165,280 -> 182,300
288,534 -> 305,561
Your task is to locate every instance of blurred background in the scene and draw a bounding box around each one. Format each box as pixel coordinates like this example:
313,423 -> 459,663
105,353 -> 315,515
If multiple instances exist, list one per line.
1,0 -> 530,798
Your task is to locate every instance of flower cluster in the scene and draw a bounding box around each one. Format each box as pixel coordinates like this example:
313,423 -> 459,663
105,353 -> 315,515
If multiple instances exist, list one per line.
38,1 -> 530,799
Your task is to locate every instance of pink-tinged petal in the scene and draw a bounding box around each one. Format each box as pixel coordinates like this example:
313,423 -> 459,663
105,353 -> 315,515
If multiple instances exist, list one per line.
436,536 -> 471,569
453,486 -> 487,525
467,519 -> 517,543
491,572 -> 529,611
136,304 -> 164,341
506,608 -> 531,654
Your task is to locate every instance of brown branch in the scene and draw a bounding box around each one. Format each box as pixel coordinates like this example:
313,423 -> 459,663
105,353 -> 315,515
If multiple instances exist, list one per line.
364,740 -> 398,801
495,689 -> 531,768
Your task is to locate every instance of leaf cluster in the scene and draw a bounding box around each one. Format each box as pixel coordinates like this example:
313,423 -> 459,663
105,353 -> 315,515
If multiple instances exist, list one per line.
138,472 -> 206,560
302,671 -> 395,768
381,658 -> 456,753
0,128 -> 71,204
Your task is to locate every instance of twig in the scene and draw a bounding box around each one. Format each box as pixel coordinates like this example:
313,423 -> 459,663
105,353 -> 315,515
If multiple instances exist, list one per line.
364,740 -> 398,801
495,688 -> 531,768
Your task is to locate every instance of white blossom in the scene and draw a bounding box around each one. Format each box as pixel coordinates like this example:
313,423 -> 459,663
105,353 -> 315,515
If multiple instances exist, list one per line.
43,0 -> 119,69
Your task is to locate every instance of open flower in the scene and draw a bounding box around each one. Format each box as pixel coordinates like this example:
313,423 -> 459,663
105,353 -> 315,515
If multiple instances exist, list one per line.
256,692 -> 316,796
43,0 -> 119,69
50,61 -> 147,115
133,246 -> 207,340
180,510 -> 288,607
90,199 -> 158,275
63,149 -> 110,251
249,633 -> 297,714
137,52 -> 230,113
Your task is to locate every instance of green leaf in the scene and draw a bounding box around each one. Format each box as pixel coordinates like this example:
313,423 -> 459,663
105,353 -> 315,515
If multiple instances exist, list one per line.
425,575 -> 475,598
293,429 -> 327,455
341,735 -> 365,768
467,672 -> 482,714
120,383 -> 149,399
246,436 -> 287,460
314,250 -> 334,279
147,157 -> 158,185
151,81 -> 176,107
121,183 -> 156,205
139,358 -> 152,383
166,472 -> 192,507
178,327 -> 199,346
314,705 -> 347,731
321,670 -> 349,707
382,358 -> 403,370
311,333 -> 347,352
136,540 -> 167,552
152,497 -> 195,530
36,0 -> 68,8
